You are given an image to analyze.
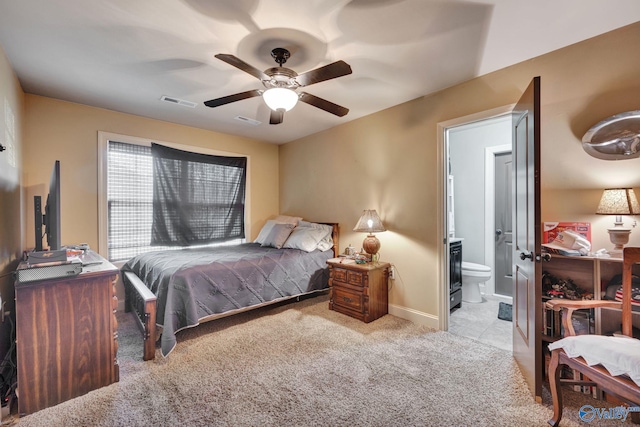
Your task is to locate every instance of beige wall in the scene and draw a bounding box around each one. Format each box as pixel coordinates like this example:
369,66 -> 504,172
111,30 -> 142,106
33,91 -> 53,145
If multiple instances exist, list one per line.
0,45 -> 24,358
22,95 -> 280,305
543,188 -> 640,252
280,23 -> 640,327
23,95 -> 280,248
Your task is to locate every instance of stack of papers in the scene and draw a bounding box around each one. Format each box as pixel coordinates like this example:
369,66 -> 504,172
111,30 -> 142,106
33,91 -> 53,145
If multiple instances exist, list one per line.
542,243 -> 582,256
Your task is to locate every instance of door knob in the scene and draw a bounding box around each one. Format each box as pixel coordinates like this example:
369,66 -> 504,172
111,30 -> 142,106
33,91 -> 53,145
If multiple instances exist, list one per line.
496,229 -> 503,236
519,251 -> 533,261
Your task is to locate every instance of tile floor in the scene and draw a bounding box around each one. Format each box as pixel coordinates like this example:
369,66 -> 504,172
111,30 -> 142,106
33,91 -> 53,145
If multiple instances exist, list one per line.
449,294 -> 513,352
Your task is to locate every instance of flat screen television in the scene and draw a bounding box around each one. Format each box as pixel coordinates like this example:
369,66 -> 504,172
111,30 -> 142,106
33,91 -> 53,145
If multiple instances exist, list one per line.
34,160 -> 61,251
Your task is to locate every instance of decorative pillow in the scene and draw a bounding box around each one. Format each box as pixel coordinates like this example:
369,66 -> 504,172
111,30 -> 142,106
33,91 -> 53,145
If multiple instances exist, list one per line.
548,335 -> 640,386
273,215 -> 303,226
283,227 -> 330,252
254,220 -> 285,245
316,235 -> 334,252
261,223 -> 295,249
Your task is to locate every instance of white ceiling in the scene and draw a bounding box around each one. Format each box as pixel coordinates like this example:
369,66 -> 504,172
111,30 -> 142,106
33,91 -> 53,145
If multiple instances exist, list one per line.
1,0 -> 640,144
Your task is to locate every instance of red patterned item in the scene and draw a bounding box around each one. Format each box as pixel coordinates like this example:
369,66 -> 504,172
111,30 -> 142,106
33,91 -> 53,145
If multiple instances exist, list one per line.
543,222 -> 591,244
615,289 -> 640,306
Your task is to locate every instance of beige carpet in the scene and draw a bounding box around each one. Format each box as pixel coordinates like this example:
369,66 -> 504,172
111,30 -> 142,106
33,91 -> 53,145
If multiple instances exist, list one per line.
11,294 -> 635,426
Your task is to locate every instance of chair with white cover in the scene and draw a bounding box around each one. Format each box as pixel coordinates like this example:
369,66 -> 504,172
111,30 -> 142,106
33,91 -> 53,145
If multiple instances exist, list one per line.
546,247 -> 640,427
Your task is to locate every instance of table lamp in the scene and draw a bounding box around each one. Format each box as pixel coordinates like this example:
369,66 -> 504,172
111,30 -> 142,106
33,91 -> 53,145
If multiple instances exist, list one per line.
353,209 -> 386,260
596,188 -> 640,254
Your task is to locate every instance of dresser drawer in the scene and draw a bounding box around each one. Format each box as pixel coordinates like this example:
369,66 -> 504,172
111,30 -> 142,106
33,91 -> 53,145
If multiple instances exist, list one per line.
332,286 -> 364,313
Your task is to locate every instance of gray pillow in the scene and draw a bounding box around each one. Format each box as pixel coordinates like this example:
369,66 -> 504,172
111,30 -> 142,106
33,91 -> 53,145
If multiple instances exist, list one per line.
283,227 -> 328,252
261,223 -> 294,249
254,219 -> 285,245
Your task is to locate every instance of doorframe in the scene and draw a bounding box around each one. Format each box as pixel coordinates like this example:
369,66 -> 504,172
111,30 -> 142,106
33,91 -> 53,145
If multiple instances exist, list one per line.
437,104 -> 515,332
483,143 -> 512,298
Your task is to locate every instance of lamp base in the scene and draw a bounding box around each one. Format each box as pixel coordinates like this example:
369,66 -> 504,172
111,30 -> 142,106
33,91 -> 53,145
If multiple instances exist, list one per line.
362,234 -> 381,256
607,227 -> 631,253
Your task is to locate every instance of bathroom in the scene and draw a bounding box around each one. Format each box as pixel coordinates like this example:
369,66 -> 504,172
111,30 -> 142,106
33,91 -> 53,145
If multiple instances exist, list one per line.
446,113 -> 514,351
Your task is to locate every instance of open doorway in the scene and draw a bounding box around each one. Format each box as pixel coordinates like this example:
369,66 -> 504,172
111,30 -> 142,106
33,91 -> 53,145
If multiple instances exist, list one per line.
438,107 -> 514,351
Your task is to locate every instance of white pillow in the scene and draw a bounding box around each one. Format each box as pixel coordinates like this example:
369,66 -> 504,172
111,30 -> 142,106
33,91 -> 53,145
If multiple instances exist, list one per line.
548,335 -> 640,386
304,221 -> 334,252
316,235 -> 334,252
298,220 -> 333,235
273,215 -> 303,226
283,227 -> 329,252
260,223 -> 295,249
254,220 -> 285,245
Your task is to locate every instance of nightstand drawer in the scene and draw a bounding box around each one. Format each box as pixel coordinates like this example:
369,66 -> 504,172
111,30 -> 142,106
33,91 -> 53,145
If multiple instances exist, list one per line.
332,268 -> 348,283
331,268 -> 364,287
347,270 -> 364,286
333,286 -> 363,313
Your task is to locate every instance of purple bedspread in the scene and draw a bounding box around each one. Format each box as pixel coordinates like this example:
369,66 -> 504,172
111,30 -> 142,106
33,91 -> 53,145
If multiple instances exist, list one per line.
122,243 -> 331,356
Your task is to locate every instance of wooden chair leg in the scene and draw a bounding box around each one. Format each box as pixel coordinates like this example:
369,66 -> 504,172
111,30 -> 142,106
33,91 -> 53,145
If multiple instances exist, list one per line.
548,350 -> 563,427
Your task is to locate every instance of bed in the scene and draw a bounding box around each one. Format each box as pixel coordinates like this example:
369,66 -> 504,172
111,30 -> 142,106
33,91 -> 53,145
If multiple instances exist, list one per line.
122,220 -> 339,360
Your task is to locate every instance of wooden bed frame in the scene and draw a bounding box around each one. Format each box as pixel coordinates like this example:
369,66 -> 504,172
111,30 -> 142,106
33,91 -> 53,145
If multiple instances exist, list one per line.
123,222 -> 339,361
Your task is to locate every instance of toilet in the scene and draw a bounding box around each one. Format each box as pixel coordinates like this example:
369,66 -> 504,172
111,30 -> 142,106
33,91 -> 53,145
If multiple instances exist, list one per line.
461,262 -> 492,303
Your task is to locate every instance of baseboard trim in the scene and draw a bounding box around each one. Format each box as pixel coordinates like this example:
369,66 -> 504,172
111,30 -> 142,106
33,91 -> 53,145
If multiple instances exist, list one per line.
388,303 -> 440,330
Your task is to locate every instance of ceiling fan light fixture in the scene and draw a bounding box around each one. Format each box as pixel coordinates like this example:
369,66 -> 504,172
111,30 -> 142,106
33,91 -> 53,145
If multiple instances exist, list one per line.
263,87 -> 299,112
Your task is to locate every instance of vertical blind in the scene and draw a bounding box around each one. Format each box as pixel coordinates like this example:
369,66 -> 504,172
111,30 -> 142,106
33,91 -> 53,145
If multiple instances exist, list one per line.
107,141 -> 246,261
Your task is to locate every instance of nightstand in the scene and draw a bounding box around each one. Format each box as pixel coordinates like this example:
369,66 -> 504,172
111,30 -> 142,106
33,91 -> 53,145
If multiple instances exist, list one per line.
327,260 -> 390,323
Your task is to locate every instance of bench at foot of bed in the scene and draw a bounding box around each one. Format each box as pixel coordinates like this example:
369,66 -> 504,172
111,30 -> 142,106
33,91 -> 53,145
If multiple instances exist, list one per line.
123,271 -> 157,361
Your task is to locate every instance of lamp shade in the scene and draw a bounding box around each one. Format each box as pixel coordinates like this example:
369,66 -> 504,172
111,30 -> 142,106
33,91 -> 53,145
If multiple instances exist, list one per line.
596,188 -> 640,215
353,210 -> 386,234
263,88 -> 299,111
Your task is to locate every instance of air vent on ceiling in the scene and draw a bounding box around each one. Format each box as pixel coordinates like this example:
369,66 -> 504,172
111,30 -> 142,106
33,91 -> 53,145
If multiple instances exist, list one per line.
234,116 -> 261,126
160,95 -> 197,108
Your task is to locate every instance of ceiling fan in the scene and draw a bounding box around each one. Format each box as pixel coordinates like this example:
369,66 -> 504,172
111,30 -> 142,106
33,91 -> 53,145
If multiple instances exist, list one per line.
204,48 -> 352,125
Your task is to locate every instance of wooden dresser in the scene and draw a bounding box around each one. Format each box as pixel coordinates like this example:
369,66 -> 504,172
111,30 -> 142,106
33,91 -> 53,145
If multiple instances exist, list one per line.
15,251 -> 119,415
327,260 -> 390,323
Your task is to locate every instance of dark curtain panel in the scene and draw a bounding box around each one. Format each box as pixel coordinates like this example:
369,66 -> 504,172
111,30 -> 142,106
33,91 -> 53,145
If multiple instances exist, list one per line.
151,143 -> 247,246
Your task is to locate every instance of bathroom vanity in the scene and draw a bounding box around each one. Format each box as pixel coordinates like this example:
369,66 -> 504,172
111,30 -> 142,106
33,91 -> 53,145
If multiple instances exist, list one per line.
449,239 -> 463,311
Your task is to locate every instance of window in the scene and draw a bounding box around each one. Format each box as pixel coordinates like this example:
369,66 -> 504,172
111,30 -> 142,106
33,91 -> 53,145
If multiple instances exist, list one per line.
98,132 -> 248,262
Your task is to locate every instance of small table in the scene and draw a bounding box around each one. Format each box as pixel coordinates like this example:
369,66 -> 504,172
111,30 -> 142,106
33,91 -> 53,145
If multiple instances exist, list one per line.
327,260 -> 390,323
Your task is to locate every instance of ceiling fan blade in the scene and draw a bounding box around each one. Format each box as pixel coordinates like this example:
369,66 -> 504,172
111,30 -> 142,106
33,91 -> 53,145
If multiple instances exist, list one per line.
215,54 -> 269,81
299,92 -> 349,117
204,89 -> 262,108
269,109 -> 284,125
295,60 -> 352,87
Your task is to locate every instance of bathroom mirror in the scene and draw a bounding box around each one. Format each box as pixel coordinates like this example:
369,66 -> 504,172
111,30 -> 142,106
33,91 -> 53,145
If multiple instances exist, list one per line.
582,110 -> 640,160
